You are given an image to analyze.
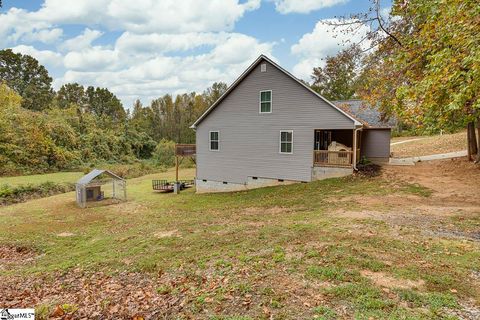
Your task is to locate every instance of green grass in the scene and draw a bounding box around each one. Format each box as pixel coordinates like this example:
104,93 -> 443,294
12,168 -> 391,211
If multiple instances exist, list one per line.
312,306 -> 337,320
0,167 -> 478,319
307,265 -> 360,282
0,171 -> 83,186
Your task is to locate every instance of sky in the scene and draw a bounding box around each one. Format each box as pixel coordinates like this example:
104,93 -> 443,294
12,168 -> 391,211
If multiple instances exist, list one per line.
0,0 -> 389,108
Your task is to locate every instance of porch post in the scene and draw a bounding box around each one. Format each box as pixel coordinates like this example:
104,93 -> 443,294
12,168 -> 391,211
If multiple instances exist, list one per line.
352,129 -> 356,167
352,128 -> 361,169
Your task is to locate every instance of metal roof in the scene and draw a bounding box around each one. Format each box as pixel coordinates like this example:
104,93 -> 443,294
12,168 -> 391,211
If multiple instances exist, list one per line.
76,169 -> 124,185
191,54 -> 362,129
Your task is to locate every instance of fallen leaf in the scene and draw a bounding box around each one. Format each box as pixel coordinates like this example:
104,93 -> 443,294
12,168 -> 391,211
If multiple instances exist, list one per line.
51,305 -> 65,317
263,306 -> 270,315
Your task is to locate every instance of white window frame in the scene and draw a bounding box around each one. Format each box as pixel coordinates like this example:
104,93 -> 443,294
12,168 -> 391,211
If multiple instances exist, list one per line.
209,131 -> 219,151
279,130 -> 293,154
259,90 -> 272,114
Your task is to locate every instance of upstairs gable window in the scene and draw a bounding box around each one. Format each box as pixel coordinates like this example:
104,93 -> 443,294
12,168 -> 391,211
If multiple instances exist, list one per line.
259,90 -> 272,113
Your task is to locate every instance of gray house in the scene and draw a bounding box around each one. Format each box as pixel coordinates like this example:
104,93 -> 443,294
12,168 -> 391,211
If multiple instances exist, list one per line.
191,55 -> 391,193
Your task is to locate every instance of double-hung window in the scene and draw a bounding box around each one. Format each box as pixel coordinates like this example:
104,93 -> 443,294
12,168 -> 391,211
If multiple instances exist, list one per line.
280,130 -> 293,154
259,90 -> 272,113
209,131 -> 219,151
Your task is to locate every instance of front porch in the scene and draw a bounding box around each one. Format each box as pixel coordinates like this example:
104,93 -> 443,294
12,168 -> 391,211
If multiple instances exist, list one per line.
313,129 -> 361,168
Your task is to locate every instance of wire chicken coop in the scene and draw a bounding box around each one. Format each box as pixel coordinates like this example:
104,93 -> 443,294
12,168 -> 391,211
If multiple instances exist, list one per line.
75,169 -> 126,208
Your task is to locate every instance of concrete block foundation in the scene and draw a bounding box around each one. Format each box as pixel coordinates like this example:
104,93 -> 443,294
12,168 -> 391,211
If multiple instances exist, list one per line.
312,166 -> 353,180
196,176 -> 299,193
196,167 -> 353,193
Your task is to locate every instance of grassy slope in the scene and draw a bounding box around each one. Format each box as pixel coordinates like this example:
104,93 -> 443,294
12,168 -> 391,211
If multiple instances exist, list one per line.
391,131 -> 467,158
0,171 -> 84,186
0,167 -> 478,319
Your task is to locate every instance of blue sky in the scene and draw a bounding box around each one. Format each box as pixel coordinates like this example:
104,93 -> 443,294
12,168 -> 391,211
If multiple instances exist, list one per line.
0,0 -> 389,107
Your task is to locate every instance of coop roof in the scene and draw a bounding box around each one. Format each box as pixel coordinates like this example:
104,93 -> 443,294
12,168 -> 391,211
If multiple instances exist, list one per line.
76,169 -> 124,185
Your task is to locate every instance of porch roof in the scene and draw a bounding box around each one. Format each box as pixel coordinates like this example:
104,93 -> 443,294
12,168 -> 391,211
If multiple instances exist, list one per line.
333,100 -> 396,129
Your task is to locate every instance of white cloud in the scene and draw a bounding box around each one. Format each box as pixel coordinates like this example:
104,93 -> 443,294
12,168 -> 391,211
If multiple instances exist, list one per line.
1,0 -> 260,47
210,33 -> 273,65
10,45 -> 64,68
64,47 -> 120,71
115,32 -> 225,54
60,28 -> 103,51
57,33 -> 274,106
290,19 -> 371,80
0,8 -> 53,46
22,28 -> 63,44
1,0 -> 271,107
28,0 -> 259,33
272,0 -> 348,14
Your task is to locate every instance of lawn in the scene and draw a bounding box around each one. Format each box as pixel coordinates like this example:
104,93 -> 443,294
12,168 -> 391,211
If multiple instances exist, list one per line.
0,165 -> 479,319
0,171 -> 84,187
391,131 -> 467,158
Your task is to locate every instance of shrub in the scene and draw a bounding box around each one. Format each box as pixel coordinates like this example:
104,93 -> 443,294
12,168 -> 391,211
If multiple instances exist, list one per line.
0,181 -> 75,206
153,139 -> 176,167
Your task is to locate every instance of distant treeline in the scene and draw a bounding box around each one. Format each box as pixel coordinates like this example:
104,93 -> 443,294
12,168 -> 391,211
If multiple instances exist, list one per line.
0,49 -> 226,175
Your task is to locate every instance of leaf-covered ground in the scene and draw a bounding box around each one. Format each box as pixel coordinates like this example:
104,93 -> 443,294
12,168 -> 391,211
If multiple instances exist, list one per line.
391,131 -> 467,158
0,163 -> 479,319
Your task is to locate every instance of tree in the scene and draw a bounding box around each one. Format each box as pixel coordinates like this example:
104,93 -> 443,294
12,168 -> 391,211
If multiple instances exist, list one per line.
85,86 -> 126,125
331,0 -> 480,161
0,49 -> 54,111
311,45 -> 363,100
56,83 -> 86,109
203,82 -> 227,107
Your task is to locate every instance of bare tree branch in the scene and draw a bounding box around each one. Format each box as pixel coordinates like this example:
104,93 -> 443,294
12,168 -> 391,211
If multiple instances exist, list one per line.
323,0 -> 403,48
374,0 -> 403,46
323,18 -> 377,26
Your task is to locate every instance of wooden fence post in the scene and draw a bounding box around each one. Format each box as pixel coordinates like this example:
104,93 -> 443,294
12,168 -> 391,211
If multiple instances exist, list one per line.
175,155 -> 179,182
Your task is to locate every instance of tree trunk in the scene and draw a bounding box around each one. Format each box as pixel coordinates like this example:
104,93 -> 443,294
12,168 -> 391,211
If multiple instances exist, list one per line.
476,120 -> 480,163
467,122 -> 477,161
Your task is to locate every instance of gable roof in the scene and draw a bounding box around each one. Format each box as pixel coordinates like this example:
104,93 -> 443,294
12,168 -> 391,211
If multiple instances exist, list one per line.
191,55 -> 362,129
76,169 -> 124,185
333,100 -> 396,129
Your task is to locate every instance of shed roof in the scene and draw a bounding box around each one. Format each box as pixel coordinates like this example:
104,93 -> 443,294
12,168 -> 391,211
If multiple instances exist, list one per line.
191,55 -> 362,128
76,169 -> 124,185
333,100 -> 396,129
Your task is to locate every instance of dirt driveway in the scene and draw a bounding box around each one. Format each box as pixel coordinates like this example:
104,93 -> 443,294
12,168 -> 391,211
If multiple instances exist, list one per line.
385,157 -> 480,202
335,158 -> 480,243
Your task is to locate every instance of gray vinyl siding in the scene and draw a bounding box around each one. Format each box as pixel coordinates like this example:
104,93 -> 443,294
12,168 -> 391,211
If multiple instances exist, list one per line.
196,60 -> 355,184
361,129 -> 391,159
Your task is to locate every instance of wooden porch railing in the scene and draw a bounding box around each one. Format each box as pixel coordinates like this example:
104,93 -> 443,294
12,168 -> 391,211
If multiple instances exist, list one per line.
313,150 -> 353,167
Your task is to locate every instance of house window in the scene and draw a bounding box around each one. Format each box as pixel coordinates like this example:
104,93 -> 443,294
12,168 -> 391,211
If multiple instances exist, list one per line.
209,131 -> 219,151
259,90 -> 272,113
280,130 -> 293,154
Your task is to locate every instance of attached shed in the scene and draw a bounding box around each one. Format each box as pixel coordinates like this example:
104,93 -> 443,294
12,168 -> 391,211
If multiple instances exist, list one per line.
75,169 -> 126,208
334,99 -> 394,163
